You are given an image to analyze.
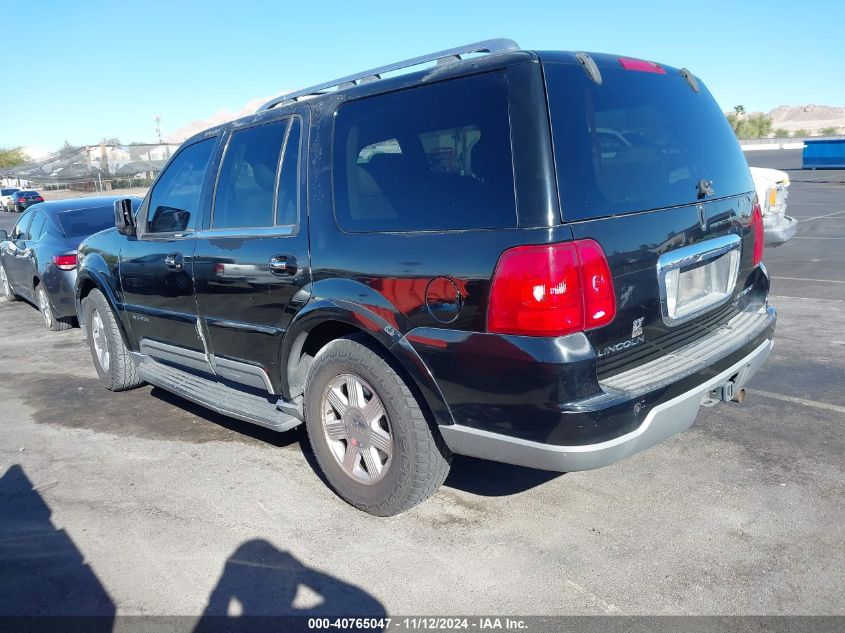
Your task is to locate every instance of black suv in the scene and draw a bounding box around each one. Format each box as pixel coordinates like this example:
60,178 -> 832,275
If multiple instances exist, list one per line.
75,40 -> 776,516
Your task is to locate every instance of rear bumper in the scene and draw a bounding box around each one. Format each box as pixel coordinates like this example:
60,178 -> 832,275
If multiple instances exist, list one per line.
764,214 -> 797,246
439,336 -> 772,471
408,303 -> 776,471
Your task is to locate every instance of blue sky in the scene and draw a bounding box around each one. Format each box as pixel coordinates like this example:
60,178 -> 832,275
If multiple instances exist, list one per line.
1,0 -> 843,152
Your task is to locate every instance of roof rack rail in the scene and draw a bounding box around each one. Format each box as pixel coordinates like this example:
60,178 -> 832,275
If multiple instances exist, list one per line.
257,38 -> 520,112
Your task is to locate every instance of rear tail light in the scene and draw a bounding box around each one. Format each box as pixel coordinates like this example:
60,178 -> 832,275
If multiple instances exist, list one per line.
487,239 -> 616,337
17,197 -> 25,202
53,254 -> 78,271
751,202 -> 764,266
618,57 -> 666,74
35,196 -> 43,202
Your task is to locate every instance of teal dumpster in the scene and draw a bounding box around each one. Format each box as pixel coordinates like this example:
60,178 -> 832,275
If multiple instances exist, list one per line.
802,139 -> 845,169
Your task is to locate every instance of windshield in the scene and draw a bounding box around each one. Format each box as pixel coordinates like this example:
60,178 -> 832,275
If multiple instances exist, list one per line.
55,206 -> 115,238
544,62 -> 753,221
1,188 -> 19,195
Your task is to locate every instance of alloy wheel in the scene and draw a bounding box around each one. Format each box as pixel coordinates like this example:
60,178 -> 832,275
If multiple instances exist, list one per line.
90,308 -> 110,372
37,288 -> 53,329
321,373 -> 393,484
0,267 -> 11,299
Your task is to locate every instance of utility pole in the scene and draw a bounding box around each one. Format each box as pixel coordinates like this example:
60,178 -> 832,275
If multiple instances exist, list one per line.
154,115 -> 162,144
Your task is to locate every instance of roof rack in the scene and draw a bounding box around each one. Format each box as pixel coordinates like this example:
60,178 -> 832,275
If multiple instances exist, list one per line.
257,38 -> 520,112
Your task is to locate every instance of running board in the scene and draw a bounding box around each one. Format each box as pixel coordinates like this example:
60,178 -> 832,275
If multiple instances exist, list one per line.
133,355 -> 301,433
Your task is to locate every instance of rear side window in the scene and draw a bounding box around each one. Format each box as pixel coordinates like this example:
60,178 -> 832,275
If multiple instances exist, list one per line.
213,120 -> 289,229
545,62 -> 754,221
56,207 -> 115,238
333,71 -> 516,232
30,212 -> 47,239
147,137 -> 216,233
13,210 -> 34,239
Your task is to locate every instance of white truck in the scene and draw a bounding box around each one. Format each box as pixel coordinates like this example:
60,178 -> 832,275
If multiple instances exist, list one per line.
749,166 -> 797,246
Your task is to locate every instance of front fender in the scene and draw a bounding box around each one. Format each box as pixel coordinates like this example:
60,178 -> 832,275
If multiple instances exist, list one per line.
75,252 -> 133,349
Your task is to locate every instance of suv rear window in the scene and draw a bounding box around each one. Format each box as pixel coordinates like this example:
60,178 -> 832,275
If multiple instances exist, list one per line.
544,62 -> 754,221
333,71 -> 517,232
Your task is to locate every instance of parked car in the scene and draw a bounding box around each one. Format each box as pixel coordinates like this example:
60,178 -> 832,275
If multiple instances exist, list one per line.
1,188 -> 21,211
749,166 -> 796,246
75,40 -> 776,515
9,190 -> 44,212
0,196 -> 141,330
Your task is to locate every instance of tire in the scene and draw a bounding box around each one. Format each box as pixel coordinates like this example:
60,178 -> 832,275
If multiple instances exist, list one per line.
81,289 -> 143,391
37,285 -> 71,331
304,334 -> 451,516
0,264 -> 17,302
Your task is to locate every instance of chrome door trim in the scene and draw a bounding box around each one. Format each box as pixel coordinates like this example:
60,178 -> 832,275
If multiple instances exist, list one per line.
656,234 -> 742,327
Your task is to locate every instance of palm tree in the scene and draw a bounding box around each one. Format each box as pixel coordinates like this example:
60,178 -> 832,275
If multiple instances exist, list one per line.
733,105 -> 746,118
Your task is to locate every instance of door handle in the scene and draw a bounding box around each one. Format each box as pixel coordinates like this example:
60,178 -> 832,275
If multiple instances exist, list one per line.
164,253 -> 183,271
268,255 -> 297,276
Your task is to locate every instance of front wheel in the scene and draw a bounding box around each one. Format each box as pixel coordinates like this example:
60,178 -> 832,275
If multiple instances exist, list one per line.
37,285 -> 70,331
304,334 -> 451,516
81,289 -> 143,391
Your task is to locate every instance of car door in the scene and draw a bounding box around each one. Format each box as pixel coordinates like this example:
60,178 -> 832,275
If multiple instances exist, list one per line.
192,112 -> 311,394
120,135 -> 220,371
3,209 -> 36,300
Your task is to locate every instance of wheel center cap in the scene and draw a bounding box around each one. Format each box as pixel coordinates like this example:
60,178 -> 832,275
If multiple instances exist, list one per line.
344,409 -> 369,446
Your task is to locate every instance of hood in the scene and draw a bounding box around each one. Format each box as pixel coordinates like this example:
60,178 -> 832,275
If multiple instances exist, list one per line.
749,166 -> 789,186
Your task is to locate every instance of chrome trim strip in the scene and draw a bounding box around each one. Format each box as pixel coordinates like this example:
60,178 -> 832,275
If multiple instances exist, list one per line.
656,234 -> 742,326
204,317 -> 283,337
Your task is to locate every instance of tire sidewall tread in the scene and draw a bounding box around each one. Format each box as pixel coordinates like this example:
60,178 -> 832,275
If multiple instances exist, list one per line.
304,334 -> 451,516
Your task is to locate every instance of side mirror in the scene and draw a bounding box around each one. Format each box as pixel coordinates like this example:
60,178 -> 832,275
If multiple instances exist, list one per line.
0,229 -> 7,242
114,198 -> 136,237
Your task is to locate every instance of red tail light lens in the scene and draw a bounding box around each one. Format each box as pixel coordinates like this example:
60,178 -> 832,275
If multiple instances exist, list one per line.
751,202 -> 764,266
53,254 -> 78,271
488,239 -> 616,337
35,196 -> 43,202
619,57 -> 666,74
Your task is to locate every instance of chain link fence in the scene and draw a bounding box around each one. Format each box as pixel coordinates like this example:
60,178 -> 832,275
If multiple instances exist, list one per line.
0,143 -> 181,200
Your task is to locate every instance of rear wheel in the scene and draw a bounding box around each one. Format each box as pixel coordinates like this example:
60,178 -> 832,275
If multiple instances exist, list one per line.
304,334 -> 451,516
0,265 -> 17,302
37,285 -> 70,331
82,289 -> 143,391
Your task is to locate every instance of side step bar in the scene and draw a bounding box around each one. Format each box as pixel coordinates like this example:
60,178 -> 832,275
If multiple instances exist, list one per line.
132,354 -> 301,433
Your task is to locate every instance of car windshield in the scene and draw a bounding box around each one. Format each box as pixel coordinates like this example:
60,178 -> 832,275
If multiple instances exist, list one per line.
21,191 -> 40,198
1,188 -> 19,195
55,206 -> 115,238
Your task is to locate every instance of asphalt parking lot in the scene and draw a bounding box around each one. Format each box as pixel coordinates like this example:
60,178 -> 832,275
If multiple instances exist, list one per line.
0,149 -> 842,620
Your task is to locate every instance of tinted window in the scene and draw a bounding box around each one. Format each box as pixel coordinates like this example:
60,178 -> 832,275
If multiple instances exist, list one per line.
30,212 -> 47,239
147,138 -> 216,233
333,72 -> 516,232
13,210 -> 34,239
277,118 -> 301,226
56,207 -> 115,238
213,120 -> 287,229
1,189 -> 18,196
545,62 -> 754,221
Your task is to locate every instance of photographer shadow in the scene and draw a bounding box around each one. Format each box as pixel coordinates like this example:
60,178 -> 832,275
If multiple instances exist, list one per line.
0,464 -> 114,631
194,539 -> 386,633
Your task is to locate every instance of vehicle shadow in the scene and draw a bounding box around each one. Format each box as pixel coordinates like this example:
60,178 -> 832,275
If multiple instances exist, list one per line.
194,539 -> 386,633
443,455 -> 563,497
0,464 -> 115,630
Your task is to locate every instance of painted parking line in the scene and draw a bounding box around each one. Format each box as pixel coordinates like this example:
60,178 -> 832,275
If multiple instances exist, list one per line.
798,210 -> 845,222
792,237 -> 845,240
752,390 -> 845,415
773,277 -> 845,284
